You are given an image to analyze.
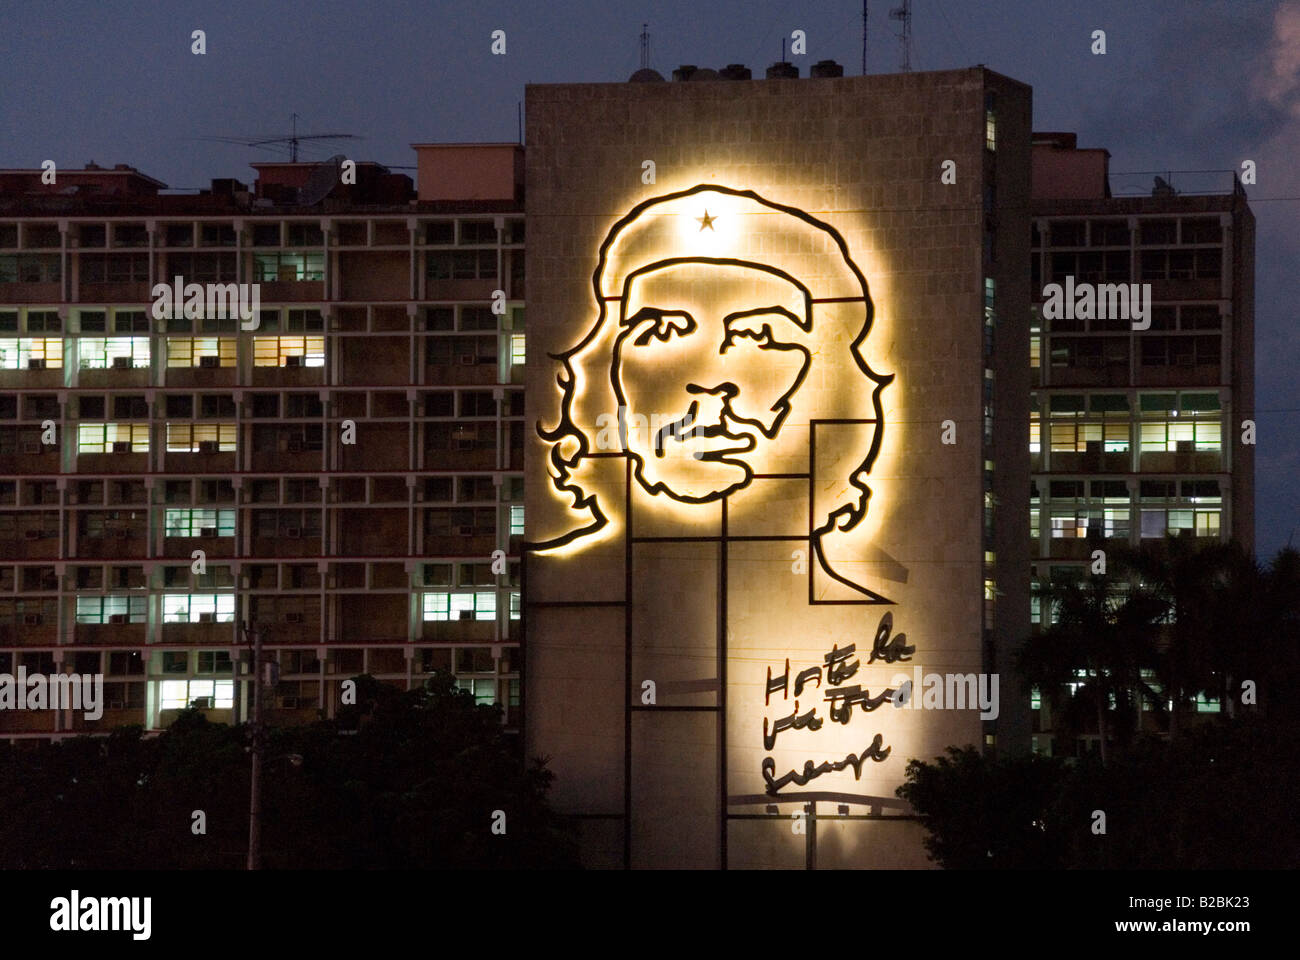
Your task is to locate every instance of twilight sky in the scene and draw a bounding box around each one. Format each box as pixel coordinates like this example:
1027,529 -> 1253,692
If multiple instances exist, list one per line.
1,0 -> 1296,558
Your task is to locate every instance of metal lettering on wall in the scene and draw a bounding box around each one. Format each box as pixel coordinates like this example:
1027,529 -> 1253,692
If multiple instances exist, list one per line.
761,612 -> 914,795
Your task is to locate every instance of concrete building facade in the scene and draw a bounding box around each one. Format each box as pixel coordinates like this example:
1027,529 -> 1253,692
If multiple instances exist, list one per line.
0,146 -> 527,739
1028,134 -> 1255,751
523,66 -> 1032,868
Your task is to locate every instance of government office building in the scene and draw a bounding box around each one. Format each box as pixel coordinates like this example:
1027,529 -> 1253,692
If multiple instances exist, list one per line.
0,147 -> 527,738
0,62 -> 1253,870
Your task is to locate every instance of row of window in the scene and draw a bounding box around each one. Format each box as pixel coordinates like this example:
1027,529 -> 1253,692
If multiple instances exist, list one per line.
0,336 -> 326,369
1033,217 -> 1224,248
0,309 -> 324,335
69,591 -> 524,625
0,219 -> 524,252
1032,304 -> 1222,334
1033,419 -> 1222,455
0,335 -> 524,370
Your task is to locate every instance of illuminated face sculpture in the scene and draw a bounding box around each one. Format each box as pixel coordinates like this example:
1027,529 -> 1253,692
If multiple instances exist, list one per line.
615,262 -> 812,501
538,185 -> 893,598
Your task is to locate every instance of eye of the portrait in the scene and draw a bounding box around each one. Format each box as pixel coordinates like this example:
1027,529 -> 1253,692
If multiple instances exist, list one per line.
722,307 -> 804,352
627,308 -> 697,346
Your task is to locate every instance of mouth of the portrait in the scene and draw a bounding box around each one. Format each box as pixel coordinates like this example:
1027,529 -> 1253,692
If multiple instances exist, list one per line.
652,401 -> 759,461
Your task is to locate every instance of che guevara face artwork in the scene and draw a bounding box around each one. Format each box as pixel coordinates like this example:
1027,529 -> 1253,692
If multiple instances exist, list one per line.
538,184 -> 893,602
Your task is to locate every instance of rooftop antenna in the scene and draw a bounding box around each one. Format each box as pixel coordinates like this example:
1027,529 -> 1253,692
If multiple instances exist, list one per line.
890,0 -> 912,72
639,22 -> 650,70
862,1 -> 869,75
196,113 -> 361,164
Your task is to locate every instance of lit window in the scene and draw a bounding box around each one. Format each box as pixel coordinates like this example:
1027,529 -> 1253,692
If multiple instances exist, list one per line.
510,504 -> 524,536
77,423 -> 150,454
253,251 -> 324,282
160,678 -> 234,709
423,591 -> 497,622
75,595 -> 146,624
78,337 -> 149,369
252,336 -> 325,367
511,333 -> 525,366
510,592 -> 520,621
162,593 -> 235,623
165,422 -> 237,452
164,508 -> 236,537
1139,420 -> 1220,454
0,337 -> 63,369
457,677 -> 498,706
167,337 -> 236,367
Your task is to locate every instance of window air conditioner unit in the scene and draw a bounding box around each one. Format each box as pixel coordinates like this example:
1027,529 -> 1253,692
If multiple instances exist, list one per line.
23,613 -> 42,626
198,355 -> 220,369
1176,440 -> 1195,453
21,442 -> 42,455
458,610 -> 474,621
112,441 -> 133,453
199,526 -> 217,538
198,611 -> 215,623
198,440 -> 220,454
23,529 -> 42,540
111,356 -> 132,370
454,438 -> 475,451
191,697 -> 213,709
286,438 -> 303,452
285,355 -> 304,368
284,612 -> 304,624
285,527 -> 302,538
454,525 -> 475,537
1085,441 -> 1102,455
27,358 -> 46,370
108,613 -> 129,624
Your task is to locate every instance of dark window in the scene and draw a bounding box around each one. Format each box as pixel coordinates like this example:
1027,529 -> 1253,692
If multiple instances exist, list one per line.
1049,221 -> 1085,247
425,222 -> 454,245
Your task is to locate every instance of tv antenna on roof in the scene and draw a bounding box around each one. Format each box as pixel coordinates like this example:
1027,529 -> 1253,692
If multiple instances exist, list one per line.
890,0 -> 912,72
640,23 -> 650,70
197,113 -> 362,163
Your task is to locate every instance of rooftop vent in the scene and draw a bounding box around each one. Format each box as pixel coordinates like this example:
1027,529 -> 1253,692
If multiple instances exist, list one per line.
765,61 -> 799,79
719,63 -> 752,80
810,60 -> 844,78
629,68 -> 665,82
672,64 -> 699,81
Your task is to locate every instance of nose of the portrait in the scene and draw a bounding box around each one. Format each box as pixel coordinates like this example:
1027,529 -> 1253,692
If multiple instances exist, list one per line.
684,382 -> 737,425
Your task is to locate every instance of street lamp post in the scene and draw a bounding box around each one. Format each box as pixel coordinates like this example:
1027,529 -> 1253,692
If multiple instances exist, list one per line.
242,622 -> 265,870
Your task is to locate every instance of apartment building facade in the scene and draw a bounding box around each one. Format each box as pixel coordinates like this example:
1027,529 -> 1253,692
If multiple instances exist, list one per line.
0,146 -> 527,739
1028,134 -> 1255,752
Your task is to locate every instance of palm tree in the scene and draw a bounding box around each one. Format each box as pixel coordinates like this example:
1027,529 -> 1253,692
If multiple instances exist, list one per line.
1018,568 -> 1166,763
1124,537 -> 1252,739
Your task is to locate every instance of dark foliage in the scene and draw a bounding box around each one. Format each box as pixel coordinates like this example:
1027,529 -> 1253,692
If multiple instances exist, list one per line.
0,673 -> 578,869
